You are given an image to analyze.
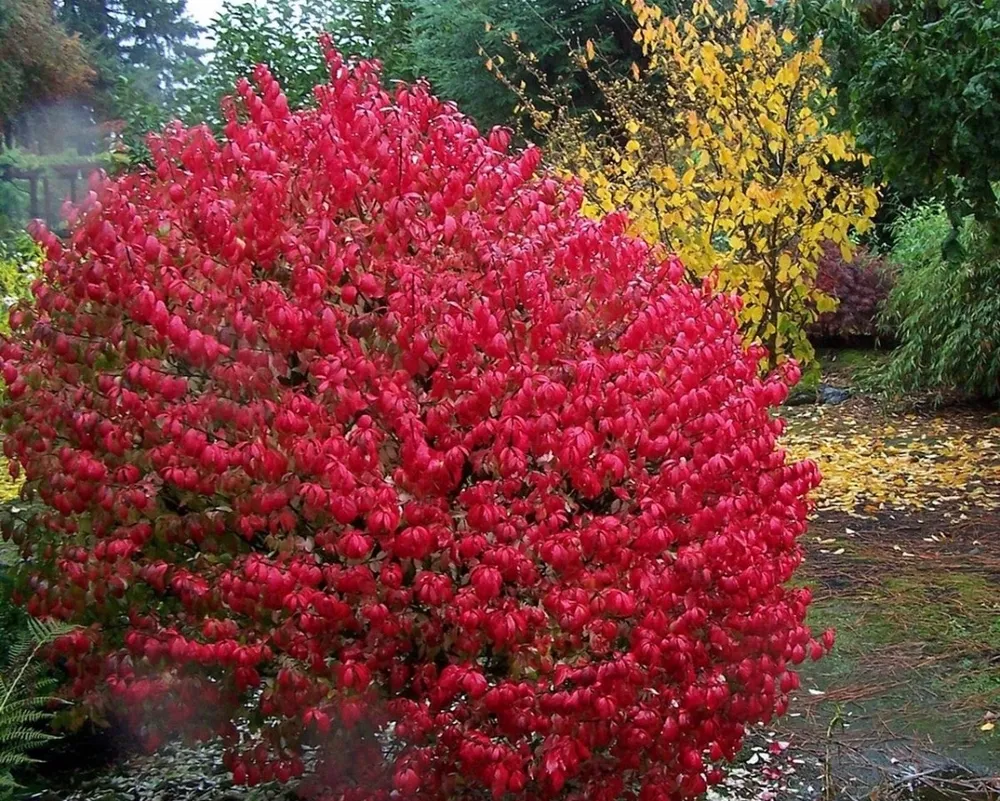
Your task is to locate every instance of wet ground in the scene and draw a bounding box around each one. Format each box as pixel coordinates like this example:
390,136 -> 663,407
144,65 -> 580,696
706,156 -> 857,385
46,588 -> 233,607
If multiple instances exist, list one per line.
771,386 -> 1000,800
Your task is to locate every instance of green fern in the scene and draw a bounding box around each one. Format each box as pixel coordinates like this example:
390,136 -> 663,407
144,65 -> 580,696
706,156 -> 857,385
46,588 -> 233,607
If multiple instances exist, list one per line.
0,617 -> 75,799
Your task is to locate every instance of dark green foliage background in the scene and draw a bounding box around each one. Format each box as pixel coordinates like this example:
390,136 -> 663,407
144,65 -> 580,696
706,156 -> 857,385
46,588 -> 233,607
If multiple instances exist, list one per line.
790,0 -> 1000,238
880,203 -> 1000,398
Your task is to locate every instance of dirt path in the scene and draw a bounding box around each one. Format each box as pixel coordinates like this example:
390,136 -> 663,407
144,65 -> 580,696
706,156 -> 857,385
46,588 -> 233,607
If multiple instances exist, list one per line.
772,398 -> 1000,800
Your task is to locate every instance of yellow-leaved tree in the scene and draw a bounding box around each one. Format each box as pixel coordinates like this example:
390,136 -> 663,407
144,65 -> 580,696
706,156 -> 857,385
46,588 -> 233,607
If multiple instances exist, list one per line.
492,0 -> 879,366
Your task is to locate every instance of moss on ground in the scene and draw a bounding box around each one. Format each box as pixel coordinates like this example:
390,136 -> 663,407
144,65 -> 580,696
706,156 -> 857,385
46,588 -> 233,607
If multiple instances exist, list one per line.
789,558 -> 1000,772
817,347 -> 890,388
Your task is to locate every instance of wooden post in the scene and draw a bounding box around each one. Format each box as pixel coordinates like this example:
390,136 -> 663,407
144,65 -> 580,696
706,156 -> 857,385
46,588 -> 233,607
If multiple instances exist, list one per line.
42,174 -> 53,228
28,174 -> 39,220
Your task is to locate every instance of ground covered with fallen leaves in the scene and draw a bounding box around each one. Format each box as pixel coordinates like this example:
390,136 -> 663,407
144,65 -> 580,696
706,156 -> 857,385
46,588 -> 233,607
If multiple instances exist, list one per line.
785,404 -> 1000,514
773,374 -> 1000,800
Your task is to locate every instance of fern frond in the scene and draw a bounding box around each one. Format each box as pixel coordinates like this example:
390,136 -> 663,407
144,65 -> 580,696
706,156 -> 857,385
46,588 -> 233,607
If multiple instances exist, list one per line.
0,769 -> 22,791
2,636 -> 32,669
0,749 -> 40,767
0,687 -> 54,715
24,618 -> 75,646
1,719 -> 55,738
0,707 -> 51,727
0,616 -> 78,793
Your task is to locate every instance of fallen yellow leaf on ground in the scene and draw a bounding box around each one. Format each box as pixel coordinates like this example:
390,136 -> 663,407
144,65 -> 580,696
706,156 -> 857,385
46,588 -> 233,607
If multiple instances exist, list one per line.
783,404 -> 1000,513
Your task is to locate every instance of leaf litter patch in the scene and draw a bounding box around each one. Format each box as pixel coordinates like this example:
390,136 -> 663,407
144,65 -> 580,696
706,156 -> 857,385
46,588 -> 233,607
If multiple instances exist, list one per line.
774,399 -> 1000,799
783,401 -> 1000,514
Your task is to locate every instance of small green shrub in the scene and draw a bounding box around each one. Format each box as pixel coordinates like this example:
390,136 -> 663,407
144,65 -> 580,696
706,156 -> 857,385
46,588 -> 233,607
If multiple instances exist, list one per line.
0,235 -> 39,335
880,202 -> 1000,398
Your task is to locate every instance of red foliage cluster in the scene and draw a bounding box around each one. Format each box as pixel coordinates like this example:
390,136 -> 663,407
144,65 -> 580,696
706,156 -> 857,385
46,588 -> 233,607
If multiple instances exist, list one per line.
810,241 -> 894,339
0,49 -> 828,801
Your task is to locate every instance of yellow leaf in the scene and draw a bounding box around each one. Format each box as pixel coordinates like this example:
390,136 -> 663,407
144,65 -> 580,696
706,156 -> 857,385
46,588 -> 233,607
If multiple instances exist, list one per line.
815,294 -> 837,314
982,722 -> 995,732
485,58 -> 494,72
626,139 -> 641,153
632,62 -> 641,81
586,39 -> 596,61
782,29 -> 795,45
626,120 -> 640,134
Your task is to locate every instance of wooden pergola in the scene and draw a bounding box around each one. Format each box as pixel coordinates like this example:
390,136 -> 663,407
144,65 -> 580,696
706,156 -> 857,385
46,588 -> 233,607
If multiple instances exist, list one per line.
0,161 -> 102,230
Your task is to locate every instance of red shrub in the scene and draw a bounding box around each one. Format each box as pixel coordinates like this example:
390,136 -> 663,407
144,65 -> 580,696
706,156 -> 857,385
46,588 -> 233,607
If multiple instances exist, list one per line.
810,241 -> 894,339
0,49 -> 827,801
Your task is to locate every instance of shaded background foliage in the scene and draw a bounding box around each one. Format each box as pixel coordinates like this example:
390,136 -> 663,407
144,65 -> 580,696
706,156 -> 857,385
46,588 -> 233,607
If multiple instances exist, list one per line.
406,0 -> 641,131
55,0 -> 201,99
880,202 -> 1000,398
177,0 -> 415,130
172,0 -> 643,136
808,241 -> 894,342
779,0 -> 1000,397
176,0 -> 337,128
789,0 -> 1000,242
0,0 -> 93,135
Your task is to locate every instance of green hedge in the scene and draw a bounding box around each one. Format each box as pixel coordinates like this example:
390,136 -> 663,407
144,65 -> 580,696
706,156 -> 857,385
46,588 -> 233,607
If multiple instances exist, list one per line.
881,202 -> 1000,398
